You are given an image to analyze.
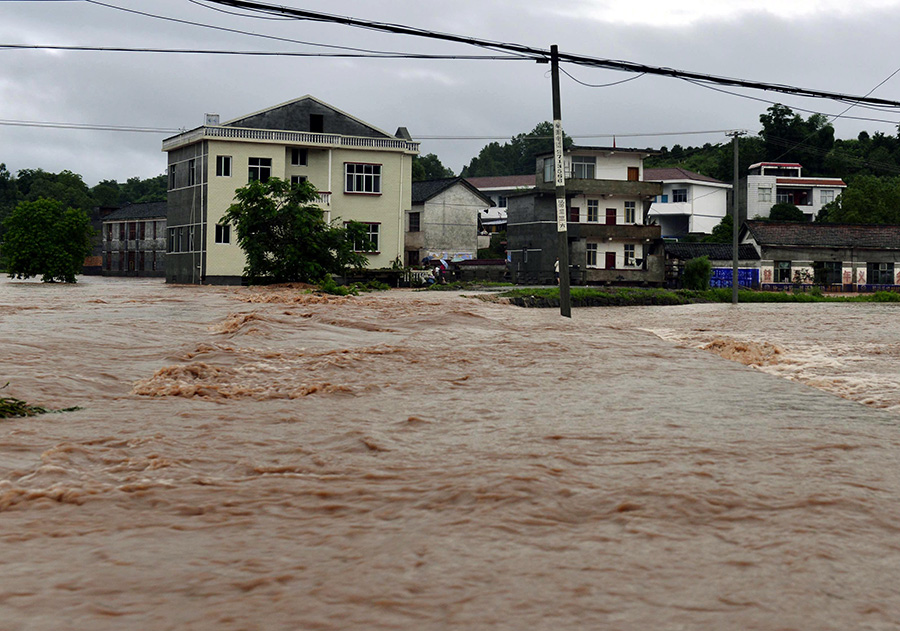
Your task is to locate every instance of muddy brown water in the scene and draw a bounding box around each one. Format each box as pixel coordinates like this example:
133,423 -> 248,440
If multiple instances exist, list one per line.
3,277 -> 900,630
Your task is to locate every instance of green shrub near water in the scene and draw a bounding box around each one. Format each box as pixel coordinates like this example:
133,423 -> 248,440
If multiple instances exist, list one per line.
682,256 -> 712,290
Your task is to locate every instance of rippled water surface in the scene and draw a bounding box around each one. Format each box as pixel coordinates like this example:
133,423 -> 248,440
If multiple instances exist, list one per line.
3,277 -> 900,630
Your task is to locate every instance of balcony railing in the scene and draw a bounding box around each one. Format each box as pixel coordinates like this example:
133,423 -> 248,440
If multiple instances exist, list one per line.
314,191 -> 332,206
163,126 -> 420,153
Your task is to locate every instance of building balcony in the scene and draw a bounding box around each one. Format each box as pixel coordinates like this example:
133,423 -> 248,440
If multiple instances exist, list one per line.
537,177 -> 662,198
314,191 -> 332,207
568,222 -> 661,241
162,126 -> 420,154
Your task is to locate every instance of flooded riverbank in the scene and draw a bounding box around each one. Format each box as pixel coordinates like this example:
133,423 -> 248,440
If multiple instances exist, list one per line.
2,277 -> 900,630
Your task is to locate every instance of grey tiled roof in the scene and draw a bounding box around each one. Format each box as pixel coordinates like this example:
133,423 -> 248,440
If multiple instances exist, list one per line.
744,220 -> 900,249
643,168 -> 727,184
102,201 -> 167,222
412,178 -> 492,205
665,242 -> 760,260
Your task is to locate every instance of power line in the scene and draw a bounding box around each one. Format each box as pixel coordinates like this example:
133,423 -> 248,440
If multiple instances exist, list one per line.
204,0 -> 900,108
0,44 -> 526,60
82,0 -> 526,61
0,118 -> 181,133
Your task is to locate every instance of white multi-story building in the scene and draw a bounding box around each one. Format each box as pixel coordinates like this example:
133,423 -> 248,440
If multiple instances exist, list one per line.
644,167 -> 731,239
746,162 -> 845,222
162,96 -> 419,284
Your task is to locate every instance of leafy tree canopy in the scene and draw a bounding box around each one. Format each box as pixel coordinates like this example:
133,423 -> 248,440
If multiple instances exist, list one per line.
3,198 -> 93,282
768,202 -> 806,222
412,153 -> 454,182
223,177 -> 370,284
819,175 -> 900,224
703,214 -> 733,243
461,122 -> 573,177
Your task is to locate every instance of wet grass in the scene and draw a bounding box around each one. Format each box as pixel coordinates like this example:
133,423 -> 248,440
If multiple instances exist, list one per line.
496,287 -> 900,308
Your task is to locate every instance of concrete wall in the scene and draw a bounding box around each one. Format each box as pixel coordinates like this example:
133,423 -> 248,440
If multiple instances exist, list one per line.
419,185 -> 485,259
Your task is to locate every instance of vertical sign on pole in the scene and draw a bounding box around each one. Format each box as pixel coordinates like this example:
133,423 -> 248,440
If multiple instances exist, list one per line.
551,45 -> 571,318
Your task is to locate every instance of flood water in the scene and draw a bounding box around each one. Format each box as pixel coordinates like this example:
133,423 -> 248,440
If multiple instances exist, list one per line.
3,276 -> 900,630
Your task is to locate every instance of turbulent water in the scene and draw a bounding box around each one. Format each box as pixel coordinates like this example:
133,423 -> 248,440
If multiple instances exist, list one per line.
3,277 -> 900,630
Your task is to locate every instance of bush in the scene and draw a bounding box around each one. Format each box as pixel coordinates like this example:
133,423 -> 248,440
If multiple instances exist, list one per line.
683,256 -> 712,290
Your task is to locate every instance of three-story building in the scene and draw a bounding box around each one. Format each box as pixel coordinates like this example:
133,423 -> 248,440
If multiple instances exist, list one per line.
507,146 -> 663,285
162,96 -> 419,284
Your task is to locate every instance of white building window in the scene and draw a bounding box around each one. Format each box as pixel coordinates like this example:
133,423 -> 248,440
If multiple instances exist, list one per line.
168,164 -> 176,190
216,155 -> 232,177
587,199 -> 599,222
672,188 -> 688,203
349,222 -> 380,252
624,201 -> 637,223
249,157 -> 272,183
572,156 -> 596,179
821,189 -> 835,204
758,187 -> 772,203
290,175 -> 308,188
345,163 -> 381,194
624,244 -> 636,266
215,223 -> 230,244
586,242 -> 598,268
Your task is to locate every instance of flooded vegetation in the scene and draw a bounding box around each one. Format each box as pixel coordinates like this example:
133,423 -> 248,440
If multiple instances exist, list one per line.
3,277 -> 900,630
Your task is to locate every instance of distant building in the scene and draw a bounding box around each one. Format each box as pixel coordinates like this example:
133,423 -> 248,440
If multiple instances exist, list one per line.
741,220 -> 900,290
101,202 -> 167,276
161,95 -> 419,284
745,162 -> 845,222
644,168 -> 731,239
507,146 -> 664,285
405,177 -> 492,267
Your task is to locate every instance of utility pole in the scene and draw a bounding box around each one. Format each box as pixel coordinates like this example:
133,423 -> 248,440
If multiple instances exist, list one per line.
551,45 -> 571,318
727,130 -> 746,304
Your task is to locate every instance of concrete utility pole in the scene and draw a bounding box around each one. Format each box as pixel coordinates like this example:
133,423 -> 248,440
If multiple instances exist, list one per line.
727,130 -> 746,305
550,45 -> 571,318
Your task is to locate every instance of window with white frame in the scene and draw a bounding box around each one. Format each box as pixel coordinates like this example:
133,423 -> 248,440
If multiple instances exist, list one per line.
168,164 -> 176,190
758,186 -> 772,203
215,223 -> 230,244
290,175 -> 308,188
348,222 -> 380,251
586,242 -> 598,268
345,163 -> 381,193
572,156 -> 596,179
672,188 -> 688,203
587,199 -> 599,222
188,159 -> 196,186
820,189 -> 835,204
543,158 -> 553,183
624,201 -> 637,223
290,148 -> 308,166
216,155 -> 232,177
624,244 -> 636,266
249,157 -> 272,183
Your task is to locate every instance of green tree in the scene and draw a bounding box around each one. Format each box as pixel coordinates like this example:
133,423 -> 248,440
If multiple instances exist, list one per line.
223,178 -> 370,284
412,154 -> 455,182
461,122 -> 573,177
768,202 -> 806,221
759,105 -> 834,175
3,198 -> 93,282
820,175 -> 900,224
683,256 -> 712,290
703,214 -> 733,243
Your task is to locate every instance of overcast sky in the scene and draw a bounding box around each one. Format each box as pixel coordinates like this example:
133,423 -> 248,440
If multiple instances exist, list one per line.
3,0 -> 900,185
